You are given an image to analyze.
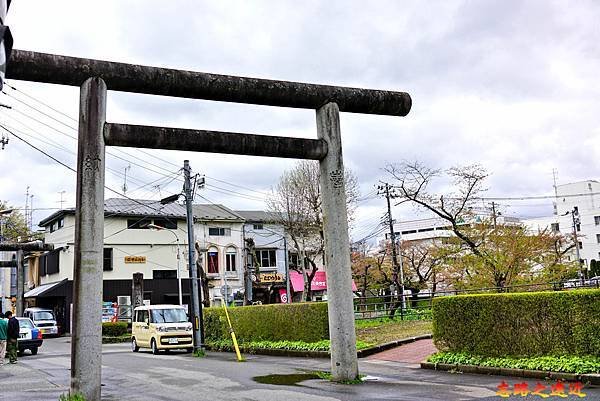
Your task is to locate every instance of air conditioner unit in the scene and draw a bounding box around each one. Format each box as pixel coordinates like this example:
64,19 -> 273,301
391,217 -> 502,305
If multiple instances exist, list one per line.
117,296 -> 131,306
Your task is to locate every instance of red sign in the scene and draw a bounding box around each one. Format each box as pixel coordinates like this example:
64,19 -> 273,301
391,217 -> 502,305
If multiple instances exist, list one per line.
289,270 -> 358,292
279,288 -> 288,303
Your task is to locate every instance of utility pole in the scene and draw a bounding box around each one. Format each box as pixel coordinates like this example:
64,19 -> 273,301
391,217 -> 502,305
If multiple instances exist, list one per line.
184,160 -> 204,351
377,182 -> 405,315
570,208 -> 584,284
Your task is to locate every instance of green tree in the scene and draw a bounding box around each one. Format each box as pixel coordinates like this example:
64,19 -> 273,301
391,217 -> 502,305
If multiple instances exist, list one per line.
0,201 -> 30,242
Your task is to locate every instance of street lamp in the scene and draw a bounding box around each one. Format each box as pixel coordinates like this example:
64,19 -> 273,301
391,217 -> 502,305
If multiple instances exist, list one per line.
148,223 -> 183,306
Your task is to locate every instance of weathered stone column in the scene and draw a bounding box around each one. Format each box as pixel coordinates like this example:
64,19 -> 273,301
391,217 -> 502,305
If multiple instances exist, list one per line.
132,272 -> 144,308
71,77 -> 106,401
316,102 -> 358,381
15,250 -> 24,316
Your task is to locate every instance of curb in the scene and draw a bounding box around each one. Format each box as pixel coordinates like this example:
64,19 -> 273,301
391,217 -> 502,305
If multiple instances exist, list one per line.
204,334 -> 433,359
357,334 -> 433,358
204,345 -> 330,359
420,361 -> 600,385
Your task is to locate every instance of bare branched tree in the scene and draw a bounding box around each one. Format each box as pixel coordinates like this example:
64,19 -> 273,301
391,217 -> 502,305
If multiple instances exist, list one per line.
385,162 -> 576,290
268,160 -> 359,301
385,161 -> 488,256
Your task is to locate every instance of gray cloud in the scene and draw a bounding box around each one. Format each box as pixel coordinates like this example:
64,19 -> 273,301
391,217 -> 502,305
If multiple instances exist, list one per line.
1,0 -> 599,237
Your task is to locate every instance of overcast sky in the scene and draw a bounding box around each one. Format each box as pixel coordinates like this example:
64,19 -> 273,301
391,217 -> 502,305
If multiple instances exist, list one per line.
0,1 -> 599,242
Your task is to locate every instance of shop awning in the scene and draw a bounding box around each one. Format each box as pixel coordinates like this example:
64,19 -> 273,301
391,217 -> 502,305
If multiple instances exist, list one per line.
289,270 -> 357,292
24,279 -> 68,298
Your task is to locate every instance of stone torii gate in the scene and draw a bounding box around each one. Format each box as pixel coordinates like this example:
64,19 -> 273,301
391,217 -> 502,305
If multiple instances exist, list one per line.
7,49 -> 411,400
0,241 -> 54,315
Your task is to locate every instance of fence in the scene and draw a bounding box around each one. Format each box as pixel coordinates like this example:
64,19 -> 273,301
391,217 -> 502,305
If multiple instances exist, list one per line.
353,277 -> 600,321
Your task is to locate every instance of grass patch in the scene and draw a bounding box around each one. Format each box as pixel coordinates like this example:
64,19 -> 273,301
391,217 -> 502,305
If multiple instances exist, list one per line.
428,352 -> 600,374
59,393 -> 86,401
193,348 -> 206,357
356,320 -> 432,345
205,320 -> 433,353
206,339 -> 373,353
314,371 -> 365,384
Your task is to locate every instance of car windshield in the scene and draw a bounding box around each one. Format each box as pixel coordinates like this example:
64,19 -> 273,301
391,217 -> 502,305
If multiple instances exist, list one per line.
151,308 -> 187,323
33,311 -> 55,321
18,319 -> 34,329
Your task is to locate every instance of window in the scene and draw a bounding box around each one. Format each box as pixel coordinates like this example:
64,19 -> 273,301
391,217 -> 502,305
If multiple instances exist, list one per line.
46,249 -> 60,275
576,223 -> 581,232
135,309 -> 148,323
597,234 -> 600,244
551,223 -> 560,232
207,250 -> 219,274
153,270 -> 177,279
578,241 -> 583,250
208,227 -> 231,236
152,218 -> 177,230
103,248 -> 113,271
595,216 -> 600,226
127,218 -> 151,229
225,248 -> 236,272
50,222 -> 56,233
256,249 -> 277,268
253,223 -> 263,230
57,218 -> 64,229
151,308 -> 187,323
288,252 -> 299,268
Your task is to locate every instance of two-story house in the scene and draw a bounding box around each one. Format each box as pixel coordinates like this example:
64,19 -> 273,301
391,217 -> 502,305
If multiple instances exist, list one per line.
28,198 -> 190,332
193,204 -> 245,306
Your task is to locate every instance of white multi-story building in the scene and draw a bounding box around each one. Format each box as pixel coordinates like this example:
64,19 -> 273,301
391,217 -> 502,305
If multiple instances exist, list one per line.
380,214 -> 521,245
524,180 -> 600,268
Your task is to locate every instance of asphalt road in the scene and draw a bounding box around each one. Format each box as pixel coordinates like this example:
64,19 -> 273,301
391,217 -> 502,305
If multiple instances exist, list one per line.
2,337 -> 600,401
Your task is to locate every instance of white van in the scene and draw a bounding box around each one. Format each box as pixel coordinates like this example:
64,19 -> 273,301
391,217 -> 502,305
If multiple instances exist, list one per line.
23,307 -> 59,336
131,305 -> 193,354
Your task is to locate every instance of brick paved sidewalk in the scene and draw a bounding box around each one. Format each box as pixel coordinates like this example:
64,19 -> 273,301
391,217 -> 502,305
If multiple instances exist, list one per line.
367,339 -> 437,364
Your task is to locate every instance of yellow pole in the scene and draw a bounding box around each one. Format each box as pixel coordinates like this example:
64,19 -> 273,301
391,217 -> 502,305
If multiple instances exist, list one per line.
223,303 -> 244,362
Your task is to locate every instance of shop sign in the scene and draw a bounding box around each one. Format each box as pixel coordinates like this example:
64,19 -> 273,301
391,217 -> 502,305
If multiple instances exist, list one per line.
258,273 -> 284,283
124,256 -> 146,264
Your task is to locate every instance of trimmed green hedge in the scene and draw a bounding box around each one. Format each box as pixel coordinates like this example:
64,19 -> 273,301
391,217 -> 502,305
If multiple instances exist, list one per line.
204,302 -> 329,343
101,322 -> 128,337
428,352 -> 600,374
432,289 -> 600,357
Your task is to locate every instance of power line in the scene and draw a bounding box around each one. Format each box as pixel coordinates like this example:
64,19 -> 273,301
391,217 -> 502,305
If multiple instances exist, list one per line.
3,82 -> 276,201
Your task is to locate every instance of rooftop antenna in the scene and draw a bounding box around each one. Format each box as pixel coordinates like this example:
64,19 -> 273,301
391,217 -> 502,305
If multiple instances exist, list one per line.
58,190 -> 66,210
153,184 -> 162,199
